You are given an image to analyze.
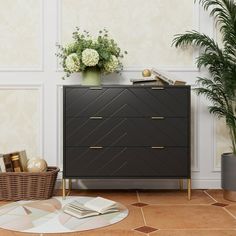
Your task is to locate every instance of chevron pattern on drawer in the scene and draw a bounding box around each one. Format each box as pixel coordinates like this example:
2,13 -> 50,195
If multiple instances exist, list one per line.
65,117 -> 188,147
65,87 -> 189,117
63,86 -> 191,179
65,147 -> 189,178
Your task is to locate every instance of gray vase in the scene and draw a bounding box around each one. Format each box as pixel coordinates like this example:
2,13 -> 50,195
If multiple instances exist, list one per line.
221,153 -> 236,201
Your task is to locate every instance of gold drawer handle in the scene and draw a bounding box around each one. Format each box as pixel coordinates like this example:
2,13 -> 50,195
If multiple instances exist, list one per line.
89,116 -> 103,120
151,116 -> 165,120
151,146 -> 165,149
90,87 -> 102,90
89,146 -> 103,149
151,87 -> 164,90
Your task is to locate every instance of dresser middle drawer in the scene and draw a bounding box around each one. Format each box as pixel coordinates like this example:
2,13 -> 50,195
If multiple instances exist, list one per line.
65,117 -> 189,147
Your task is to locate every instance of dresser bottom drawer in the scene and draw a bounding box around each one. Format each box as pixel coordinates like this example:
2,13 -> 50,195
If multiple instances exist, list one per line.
64,147 -> 190,178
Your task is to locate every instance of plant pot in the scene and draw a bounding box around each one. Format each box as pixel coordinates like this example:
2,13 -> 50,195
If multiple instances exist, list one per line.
221,153 -> 236,201
82,68 -> 101,86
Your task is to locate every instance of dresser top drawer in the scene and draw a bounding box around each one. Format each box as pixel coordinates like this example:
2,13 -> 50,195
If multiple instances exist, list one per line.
64,86 -> 190,117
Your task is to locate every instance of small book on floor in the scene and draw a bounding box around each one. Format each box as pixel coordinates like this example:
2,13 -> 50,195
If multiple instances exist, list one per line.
63,197 -> 119,219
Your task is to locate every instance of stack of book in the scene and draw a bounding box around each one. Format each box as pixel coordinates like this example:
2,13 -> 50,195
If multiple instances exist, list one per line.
130,77 -> 167,86
0,151 -> 28,173
63,197 -> 119,219
130,68 -> 186,86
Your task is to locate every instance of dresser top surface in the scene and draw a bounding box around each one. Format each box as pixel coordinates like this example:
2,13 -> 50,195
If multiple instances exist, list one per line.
63,85 -> 191,89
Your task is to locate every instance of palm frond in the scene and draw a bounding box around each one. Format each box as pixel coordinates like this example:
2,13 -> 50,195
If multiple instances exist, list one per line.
208,106 -> 227,118
196,52 -> 225,76
195,86 -> 225,106
198,0 -> 236,53
173,31 -> 222,54
174,0 -> 236,153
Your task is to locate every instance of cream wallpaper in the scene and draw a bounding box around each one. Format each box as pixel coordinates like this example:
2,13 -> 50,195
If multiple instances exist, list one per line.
61,0 -> 194,67
215,119 -> 231,168
0,0 -> 41,68
191,93 -> 198,170
0,89 -> 40,159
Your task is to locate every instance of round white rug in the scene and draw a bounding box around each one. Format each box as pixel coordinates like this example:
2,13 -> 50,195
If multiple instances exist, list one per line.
0,196 -> 128,233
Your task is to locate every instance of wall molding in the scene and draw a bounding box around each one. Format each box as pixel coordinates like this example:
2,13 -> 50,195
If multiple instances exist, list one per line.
56,85 -> 63,169
191,91 -> 200,172
191,1 -> 201,72
212,12 -> 222,173
212,117 -> 221,172
0,0 -> 44,72
0,84 -> 44,157
56,0 -> 62,72
122,66 -> 199,73
56,66 -> 200,74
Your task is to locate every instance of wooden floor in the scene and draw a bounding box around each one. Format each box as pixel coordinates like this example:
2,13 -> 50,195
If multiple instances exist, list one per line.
0,189 -> 236,236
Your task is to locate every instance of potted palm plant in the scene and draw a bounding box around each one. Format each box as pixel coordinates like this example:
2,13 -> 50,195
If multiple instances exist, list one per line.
173,0 -> 236,201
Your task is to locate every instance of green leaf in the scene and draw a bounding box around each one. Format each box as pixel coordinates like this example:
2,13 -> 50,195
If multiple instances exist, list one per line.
174,0 -> 236,153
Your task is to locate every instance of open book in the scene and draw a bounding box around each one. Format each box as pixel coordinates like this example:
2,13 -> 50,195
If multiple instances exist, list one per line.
151,68 -> 186,85
63,197 -> 119,219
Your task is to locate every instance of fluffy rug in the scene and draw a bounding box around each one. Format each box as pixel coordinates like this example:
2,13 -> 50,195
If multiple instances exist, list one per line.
0,196 -> 128,233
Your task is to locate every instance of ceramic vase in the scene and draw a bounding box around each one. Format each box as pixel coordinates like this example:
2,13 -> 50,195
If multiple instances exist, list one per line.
82,68 -> 101,86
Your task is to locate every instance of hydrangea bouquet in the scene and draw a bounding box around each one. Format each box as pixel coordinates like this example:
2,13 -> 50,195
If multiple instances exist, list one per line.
57,28 -> 127,84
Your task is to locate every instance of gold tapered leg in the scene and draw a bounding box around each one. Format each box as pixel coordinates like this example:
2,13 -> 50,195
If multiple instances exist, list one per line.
179,179 -> 183,190
62,178 -> 66,200
187,179 -> 191,200
67,179 -> 72,196
69,179 -> 72,191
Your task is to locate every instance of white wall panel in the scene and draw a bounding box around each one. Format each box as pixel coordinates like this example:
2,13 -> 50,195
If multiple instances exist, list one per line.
214,119 -> 231,170
0,0 -> 42,70
0,86 -> 42,159
191,90 -> 200,172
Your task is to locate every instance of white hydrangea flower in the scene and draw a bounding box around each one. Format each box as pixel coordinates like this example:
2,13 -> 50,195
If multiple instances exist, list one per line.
82,49 -> 99,66
65,53 -> 80,72
104,55 -> 119,73
65,42 -> 77,53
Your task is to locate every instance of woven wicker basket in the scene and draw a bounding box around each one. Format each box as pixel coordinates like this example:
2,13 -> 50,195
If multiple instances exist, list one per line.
0,167 -> 59,201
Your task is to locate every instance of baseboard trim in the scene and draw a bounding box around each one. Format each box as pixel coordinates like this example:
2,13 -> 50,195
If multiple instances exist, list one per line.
55,178 -> 221,190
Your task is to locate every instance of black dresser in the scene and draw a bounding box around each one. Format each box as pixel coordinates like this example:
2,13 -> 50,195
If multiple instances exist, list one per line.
63,85 -> 191,198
